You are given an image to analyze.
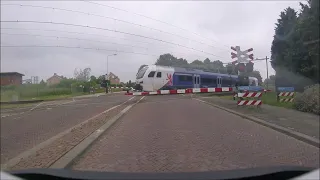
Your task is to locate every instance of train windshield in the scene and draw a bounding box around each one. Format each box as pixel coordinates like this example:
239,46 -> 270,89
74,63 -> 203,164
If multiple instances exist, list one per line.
136,66 -> 149,79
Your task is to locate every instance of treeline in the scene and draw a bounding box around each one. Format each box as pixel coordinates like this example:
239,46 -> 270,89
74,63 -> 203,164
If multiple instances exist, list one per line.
139,53 -> 263,85
271,0 -> 319,91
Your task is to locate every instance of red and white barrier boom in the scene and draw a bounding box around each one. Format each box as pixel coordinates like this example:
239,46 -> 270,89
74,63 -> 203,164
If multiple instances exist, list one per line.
277,87 -> 295,102
125,87 -> 232,96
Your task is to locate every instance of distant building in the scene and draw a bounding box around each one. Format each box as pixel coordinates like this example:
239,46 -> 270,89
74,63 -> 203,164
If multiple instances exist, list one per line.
47,73 -> 64,86
108,72 -> 120,85
0,72 -> 24,86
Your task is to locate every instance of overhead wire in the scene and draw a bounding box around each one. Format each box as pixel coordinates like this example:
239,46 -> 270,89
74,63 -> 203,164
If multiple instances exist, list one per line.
1,20 -> 230,59
1,32 -> 148,50
0,45 -> 159,57
1,3 -> 230,52
1,27 -> 150,44
0,27 -> 214,58
1,27 -> 214,61
83,1 -> 231,49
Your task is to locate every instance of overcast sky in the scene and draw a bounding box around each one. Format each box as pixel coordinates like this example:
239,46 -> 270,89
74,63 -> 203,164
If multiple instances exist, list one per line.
1,1 -> 303,82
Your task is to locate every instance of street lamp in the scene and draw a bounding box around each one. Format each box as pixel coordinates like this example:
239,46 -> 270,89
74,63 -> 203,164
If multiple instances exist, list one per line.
105,53 -> 117,94
106,53 -> 117,78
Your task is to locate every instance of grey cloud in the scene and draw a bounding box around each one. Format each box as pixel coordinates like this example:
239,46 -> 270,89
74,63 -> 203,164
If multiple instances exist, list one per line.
1,1 -> 302,82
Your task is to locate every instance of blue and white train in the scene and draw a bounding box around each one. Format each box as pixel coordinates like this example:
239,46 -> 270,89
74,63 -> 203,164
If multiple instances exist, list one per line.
134,65 -> 258,92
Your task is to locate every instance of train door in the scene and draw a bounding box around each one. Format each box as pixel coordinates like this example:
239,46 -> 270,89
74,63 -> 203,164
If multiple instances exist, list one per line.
193,74 -> 201,88
146,71 -> 156,91
153,71 -> 163,90
217,76 -> 222,88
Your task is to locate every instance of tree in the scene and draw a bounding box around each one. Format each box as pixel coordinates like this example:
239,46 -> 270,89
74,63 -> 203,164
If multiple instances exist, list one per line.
264,75 -> 276,85
74,68 -> 91,81
271,1 -> 319,90
242,71 -> 263,85
97,75 -> 105,84
40,79 -> 46,85
90,75 -> 97,83
56,78 -> 77,88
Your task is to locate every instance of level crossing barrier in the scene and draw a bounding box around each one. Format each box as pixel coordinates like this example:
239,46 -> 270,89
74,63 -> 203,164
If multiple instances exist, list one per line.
235,86 -> 263,106
277,87 -> 295,103
125,87 -> 233,96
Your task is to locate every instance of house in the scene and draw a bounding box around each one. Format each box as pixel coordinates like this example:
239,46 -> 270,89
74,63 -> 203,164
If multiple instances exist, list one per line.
107,72 -> 120,85
0,72 -> 24,86
47,73 -> 64,86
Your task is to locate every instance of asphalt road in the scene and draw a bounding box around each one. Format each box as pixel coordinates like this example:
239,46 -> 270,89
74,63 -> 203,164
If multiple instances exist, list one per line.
1,93 -> 131,163
72,94 -> 319,172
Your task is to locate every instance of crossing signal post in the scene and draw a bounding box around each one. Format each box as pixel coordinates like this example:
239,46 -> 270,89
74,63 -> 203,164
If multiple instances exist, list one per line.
230,46 -> 254,75
230,46 -> 254,90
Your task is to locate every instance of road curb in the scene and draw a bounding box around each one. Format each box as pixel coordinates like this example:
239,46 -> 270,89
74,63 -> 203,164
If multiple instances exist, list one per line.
195,98 -> 320,148
1,96 -> 135,170
1,105 -> 121,170
49,96 -> 145,169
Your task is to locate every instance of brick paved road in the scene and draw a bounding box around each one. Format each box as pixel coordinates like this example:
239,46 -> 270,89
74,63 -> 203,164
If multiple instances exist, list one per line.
72,95 -> 319,172
1,93 -> 130,163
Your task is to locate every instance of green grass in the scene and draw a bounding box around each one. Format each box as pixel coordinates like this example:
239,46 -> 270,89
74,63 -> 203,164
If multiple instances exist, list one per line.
221,92 -> 294,109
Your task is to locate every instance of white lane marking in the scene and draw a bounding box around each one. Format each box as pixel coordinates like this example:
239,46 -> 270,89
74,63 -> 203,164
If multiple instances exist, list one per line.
30,102 -> 45,111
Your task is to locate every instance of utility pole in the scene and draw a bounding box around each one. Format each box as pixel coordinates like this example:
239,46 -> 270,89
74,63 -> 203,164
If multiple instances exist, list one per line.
265,56 -> 269,90
255,56 -> 269,89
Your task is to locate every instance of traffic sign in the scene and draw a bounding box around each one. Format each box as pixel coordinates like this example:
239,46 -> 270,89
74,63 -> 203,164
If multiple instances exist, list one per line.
277,87 -> 295,92
238,86 -> 264,92
231,46 -> 254,63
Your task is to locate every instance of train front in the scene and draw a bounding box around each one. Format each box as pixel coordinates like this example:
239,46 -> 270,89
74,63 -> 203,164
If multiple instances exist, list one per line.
134,65 -> 149,91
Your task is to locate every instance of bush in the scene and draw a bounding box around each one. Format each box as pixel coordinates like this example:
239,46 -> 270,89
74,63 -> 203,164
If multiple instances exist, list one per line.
294,84 -> 320,115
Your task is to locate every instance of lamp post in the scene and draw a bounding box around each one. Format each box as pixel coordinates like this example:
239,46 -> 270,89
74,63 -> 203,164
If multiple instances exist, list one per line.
106,54 -> 117,78
105,54 -> 117,94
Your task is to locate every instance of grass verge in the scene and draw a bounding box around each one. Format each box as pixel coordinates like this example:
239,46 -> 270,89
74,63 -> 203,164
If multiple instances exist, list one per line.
222,92 -> 294,109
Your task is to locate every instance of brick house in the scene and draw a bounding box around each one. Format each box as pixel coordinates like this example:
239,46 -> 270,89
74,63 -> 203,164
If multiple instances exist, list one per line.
108,72 -> 120,85
46,73 -> 64,86
0,72 -> 24,86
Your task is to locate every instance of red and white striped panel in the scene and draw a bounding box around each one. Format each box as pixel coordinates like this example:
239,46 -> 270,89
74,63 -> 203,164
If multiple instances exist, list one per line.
237,100 -> 262,106
278,92 -> 294,97
125,87 -> 233,96
279,98 -> 294,102
237,92 -> 262,98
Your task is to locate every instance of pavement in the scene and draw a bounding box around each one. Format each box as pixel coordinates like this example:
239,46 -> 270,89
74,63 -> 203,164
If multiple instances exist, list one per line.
71,94 -> 319,172
0,93 -> 130,163
195,95 -> 320,140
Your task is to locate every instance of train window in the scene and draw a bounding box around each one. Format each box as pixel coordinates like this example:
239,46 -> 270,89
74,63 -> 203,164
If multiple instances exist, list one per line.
201,78 -> 213,84
148,71 -> 155,77
156,72 -> 162,78
136,66 -> 148,79
178,75 -> 192,82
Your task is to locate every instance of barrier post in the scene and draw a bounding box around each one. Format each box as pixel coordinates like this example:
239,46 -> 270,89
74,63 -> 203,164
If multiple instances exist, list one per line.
277,87 -> 295,103
236,86 -> 263,107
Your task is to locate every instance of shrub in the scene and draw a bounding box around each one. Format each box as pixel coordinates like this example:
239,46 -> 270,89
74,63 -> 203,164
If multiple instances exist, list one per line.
294,84 -> 319,115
